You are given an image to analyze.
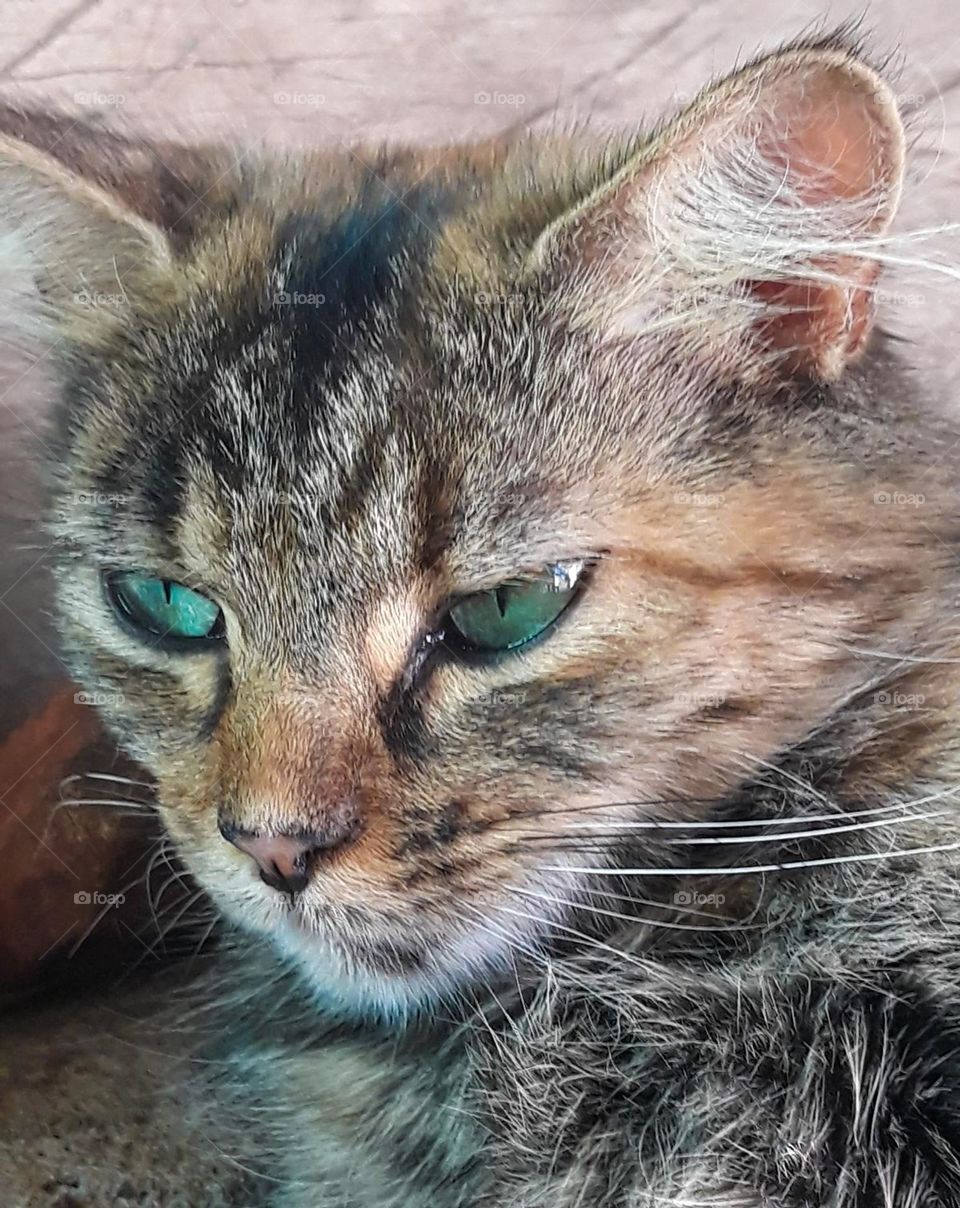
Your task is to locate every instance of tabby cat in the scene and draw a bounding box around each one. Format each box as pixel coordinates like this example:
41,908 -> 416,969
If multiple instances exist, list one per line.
3,29 -> 960,1208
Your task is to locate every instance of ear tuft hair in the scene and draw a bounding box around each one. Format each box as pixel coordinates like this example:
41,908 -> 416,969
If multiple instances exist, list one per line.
529,35 -> 907,382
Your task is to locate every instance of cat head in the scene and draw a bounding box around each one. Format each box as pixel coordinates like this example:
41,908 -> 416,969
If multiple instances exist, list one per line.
3,35 -> 954,1017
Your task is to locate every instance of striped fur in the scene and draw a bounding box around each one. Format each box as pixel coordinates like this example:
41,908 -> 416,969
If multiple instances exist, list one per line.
2,28 -> 960,1207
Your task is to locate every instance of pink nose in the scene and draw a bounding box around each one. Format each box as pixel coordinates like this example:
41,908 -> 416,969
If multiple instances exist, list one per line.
219,826 -> 320,895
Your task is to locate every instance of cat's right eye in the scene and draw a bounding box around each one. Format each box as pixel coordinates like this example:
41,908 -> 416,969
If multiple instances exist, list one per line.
443,560 -> 587,656
105,571 -> 225,647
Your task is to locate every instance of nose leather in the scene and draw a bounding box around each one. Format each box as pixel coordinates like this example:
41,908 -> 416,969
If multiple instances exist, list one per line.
229,830 -> 316,894
219,797 -> 361,894
219,816 -> 358,894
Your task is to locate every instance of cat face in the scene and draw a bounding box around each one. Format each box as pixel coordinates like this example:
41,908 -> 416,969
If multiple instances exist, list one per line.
4,36 -> 948,1017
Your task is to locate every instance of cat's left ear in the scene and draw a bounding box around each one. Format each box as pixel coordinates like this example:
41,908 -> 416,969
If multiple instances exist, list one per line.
528,38 -> 905,382
0,132 -> 172,343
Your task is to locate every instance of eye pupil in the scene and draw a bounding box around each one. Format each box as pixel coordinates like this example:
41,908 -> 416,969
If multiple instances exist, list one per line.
446,562 -> 585,656
107,572 -> 223,645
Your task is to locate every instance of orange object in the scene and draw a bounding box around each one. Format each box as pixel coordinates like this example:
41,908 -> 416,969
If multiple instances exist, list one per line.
0,684 -> 195,994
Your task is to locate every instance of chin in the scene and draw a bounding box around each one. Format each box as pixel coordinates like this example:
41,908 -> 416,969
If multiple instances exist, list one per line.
184,834 -> 591,1023
208,870 -> 571,1025
271,925 -> 460,1023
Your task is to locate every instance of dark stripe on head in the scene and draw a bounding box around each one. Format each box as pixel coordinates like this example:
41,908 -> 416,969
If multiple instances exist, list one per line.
141,430 -> 188,535
330,411 -> 397,536
416,452 -> 462,573
272,182 -> 445,387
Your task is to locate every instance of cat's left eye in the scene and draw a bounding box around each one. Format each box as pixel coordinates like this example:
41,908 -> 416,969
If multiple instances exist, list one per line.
106,572 -> 224,644
444,560 -> 587,655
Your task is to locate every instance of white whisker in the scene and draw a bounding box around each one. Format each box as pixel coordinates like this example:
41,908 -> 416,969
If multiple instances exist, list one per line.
489,900 -> 653,973
508,799 -> 955,843
545,840 -> 960,878
511,885 -> 762,934
668,810 -> 949,847
55,796 -> 155,813
512,796 -> 951,833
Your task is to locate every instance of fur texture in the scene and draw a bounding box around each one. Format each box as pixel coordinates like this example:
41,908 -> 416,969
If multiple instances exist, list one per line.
2,28 -> 960,1207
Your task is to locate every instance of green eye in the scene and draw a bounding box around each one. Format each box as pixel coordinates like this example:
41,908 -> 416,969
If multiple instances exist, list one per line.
107,572 -> 223,643
446,560 -> 586,654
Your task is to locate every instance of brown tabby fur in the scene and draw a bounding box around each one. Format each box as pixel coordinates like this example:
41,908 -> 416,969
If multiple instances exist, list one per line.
2,27 -> 960,1208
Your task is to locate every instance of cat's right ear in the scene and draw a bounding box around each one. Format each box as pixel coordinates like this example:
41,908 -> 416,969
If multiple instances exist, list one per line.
526,36 -> 906,384
0,133 -> 172,344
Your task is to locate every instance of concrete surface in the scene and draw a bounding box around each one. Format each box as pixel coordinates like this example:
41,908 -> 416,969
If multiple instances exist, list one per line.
0,0 -> 958,735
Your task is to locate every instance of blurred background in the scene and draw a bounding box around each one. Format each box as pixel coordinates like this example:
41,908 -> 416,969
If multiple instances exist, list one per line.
0,0 -> 958,986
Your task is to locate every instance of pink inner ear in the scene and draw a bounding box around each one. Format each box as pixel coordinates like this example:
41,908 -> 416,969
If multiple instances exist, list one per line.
744,68 -> 900,379
527,50 -> 904,384
760,70 -> 893,207
749,270 -> 879,380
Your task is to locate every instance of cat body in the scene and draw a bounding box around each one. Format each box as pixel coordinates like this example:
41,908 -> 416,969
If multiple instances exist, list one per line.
216,825 -> 960,1208
2,29 -> 960,1207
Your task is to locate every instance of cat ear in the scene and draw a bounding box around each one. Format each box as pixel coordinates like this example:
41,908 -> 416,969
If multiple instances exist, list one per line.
528,39 -> 905,382
0,131 -> 172,342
